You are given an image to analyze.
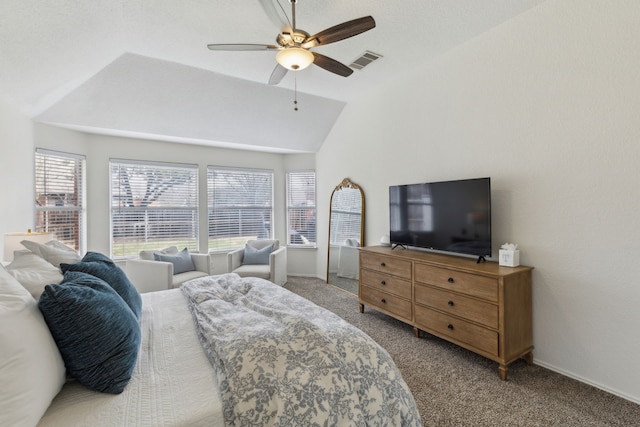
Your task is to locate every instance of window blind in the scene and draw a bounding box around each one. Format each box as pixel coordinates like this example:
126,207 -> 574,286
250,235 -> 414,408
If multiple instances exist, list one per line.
207,167 -> 273,251
35,149 -> 86,252
286,170 -> 316,246
110,160 -> 198,258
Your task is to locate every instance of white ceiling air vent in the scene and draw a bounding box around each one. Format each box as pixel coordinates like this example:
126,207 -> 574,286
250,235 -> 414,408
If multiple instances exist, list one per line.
349,51 -> 383,70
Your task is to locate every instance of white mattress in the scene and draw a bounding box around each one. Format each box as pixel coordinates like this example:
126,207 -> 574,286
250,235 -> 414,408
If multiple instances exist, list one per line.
38,289 -> 224,427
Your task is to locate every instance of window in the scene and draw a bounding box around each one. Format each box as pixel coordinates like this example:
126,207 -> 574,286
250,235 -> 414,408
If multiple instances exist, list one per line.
110,160 -> 198,258
207,167 -> 273,251
35,149 -> 86,252
286,171 -> 316,246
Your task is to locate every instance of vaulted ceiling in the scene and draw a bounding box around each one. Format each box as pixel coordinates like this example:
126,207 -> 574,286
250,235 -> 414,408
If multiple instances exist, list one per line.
0,0 -> 546,153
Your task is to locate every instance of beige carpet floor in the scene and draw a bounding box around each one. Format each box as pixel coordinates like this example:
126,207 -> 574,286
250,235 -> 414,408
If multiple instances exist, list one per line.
285,276 -> 640,426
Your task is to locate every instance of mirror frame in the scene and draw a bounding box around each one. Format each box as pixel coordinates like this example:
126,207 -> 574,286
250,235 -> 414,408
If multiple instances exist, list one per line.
326,177 -> 365,284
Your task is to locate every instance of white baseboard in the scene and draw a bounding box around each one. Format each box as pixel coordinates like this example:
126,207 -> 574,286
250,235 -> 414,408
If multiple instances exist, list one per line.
533,360 -> 639,405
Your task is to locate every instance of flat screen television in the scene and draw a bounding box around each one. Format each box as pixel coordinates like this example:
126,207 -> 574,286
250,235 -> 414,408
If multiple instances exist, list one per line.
389,177 -> 491,261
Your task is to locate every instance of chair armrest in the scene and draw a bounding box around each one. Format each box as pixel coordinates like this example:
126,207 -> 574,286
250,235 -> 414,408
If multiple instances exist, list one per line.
270,246 -> 287,286
227,248 -> 245,272
125,259 -> 173,293
190,253 -> 211,274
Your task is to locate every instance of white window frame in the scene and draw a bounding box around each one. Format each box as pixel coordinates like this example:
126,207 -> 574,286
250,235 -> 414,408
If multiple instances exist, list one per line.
110,159 -> 199,258
34,148 -> 86,253
286,170 -> 316,247
207,166 -> 274,252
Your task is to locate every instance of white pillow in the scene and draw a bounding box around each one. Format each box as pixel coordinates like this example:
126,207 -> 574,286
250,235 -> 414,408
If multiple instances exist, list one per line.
21,239 -> 81,268
0,265 -> 66,427
6,251 -> 64,299
139,245 -> 179,261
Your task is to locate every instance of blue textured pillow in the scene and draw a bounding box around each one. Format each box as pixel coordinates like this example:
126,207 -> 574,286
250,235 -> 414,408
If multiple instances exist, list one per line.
154,248 -> 195,274
61,252 -> 142,319
38,271 -> 141,394
242,243 -> 274,265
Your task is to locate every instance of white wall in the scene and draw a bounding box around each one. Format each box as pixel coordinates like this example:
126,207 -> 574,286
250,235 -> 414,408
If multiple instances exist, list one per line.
317,0 -> 640,403
0,100 -> 35,261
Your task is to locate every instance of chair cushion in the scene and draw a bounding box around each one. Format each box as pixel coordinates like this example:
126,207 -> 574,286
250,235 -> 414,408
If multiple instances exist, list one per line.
171,270 -> 209,288
38,271 -> 141,394
154,248 -> 195,274
60,252 -> 142,319
243,243 -> 274,265
232,264 -> 271,280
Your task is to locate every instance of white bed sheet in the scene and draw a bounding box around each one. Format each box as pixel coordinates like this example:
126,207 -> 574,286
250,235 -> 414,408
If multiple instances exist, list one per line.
38,289 -> 224,427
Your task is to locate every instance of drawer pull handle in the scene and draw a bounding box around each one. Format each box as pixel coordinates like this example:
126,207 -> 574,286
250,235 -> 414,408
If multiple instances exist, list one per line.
447,324 -> 454,330
448,300 -> 454,307
381,298 -> 386,304
448,277 -> 455,284
381,280 -> 386,285
380,262 -> 386,267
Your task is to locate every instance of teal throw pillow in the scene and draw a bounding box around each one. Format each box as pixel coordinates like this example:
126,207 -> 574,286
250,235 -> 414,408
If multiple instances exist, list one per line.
38,271 -> 141,394
154,247 -> 195,275
61,252 -> 142,319
243,243 -> 274,265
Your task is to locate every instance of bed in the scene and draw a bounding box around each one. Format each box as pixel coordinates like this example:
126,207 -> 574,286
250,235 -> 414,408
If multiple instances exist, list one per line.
1,245 -> 422,427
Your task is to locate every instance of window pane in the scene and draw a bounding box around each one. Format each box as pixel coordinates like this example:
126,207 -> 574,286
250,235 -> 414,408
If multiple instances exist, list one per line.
111,160 -> 198,258
35,149 -> 85,252
287,171 -> 316,246
207,167 -> 273,251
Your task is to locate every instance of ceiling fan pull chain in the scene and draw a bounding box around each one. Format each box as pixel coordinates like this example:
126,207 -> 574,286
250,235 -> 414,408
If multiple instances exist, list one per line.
294,75 -> 299,111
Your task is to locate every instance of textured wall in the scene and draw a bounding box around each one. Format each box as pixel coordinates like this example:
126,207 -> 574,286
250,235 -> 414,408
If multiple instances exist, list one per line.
317,0 -> 640,403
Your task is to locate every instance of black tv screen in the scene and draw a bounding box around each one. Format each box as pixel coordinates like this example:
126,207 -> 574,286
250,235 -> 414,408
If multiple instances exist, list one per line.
389,177 -> 491,259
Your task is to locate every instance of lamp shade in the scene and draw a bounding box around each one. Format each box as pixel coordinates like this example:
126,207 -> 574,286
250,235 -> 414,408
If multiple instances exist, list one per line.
3,230 -> 54,262
276,47 -> 314,71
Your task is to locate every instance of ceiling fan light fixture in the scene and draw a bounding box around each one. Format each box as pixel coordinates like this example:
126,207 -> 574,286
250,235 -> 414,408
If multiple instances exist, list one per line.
276,47 -> 314,71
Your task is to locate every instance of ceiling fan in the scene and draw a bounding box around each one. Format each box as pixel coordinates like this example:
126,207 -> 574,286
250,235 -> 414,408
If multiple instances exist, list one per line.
207,0 -> 376,85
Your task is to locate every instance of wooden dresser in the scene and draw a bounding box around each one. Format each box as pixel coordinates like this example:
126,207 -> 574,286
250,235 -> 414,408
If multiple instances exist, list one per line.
359,246 -> 533,380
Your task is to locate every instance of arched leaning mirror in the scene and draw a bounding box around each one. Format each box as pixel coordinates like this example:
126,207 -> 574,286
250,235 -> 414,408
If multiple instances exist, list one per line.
326,178 -> 365,294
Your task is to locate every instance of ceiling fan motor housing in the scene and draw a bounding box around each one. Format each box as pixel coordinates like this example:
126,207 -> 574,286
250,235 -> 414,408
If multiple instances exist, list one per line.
277,31 -> 310,47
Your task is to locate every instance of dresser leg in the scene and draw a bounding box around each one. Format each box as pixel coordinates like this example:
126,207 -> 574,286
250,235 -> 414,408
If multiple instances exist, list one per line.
413,327 -> 420,338
359,303 -> 364,313
523,351 -> 533,365
498,364 -> 508,381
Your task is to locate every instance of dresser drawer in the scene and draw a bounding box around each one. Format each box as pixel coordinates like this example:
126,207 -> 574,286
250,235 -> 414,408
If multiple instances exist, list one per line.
415,263 -> 498,302
360,253 -> 411,280
414,284 -> 498,329
415,305 -> 498,356
360,285 -> 412,321
360,269 -> 412,299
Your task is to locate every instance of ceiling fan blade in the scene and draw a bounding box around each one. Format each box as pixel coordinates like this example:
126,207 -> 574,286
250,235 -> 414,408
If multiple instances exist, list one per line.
258,0 -> 290,30
207,44 -> 279,51
312,52 -> 353,77
302,16 -> 375,48
268,64 -> 288,85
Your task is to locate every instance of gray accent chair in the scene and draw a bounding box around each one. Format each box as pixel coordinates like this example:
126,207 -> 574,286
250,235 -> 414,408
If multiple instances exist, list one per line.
227,240 -> 287,286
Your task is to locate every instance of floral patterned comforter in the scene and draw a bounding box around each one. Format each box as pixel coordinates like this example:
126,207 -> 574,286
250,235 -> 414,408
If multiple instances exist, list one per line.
181,273 -> 422,427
